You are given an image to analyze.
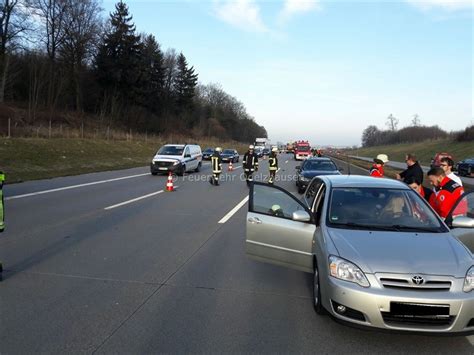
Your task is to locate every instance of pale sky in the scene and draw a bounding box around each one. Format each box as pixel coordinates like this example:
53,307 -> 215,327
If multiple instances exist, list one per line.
104,0 -> 473,146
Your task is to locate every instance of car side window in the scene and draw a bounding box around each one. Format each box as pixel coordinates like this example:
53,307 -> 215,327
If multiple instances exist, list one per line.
312,185 -> 326,226
304,179 -> 322,209
251,184 -> 307,220
184,147 -> 191,157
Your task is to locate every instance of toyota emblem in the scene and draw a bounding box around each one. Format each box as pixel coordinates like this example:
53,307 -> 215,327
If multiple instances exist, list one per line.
412,275 -> 424,285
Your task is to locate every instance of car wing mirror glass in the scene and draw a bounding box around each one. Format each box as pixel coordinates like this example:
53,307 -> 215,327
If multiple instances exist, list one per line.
292,210 -> 310,222
451,216 -> 474,229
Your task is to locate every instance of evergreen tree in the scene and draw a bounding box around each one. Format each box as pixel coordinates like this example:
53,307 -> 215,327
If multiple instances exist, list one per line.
174,52 -> 198,113
139,34 -> 165,112
95,0 -> 142,114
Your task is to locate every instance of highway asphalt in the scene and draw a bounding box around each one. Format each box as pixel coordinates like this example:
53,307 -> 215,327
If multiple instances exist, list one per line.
1,155 -> 473,353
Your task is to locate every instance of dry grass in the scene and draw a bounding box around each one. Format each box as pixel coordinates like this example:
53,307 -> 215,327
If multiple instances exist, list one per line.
0,137 -> 249,183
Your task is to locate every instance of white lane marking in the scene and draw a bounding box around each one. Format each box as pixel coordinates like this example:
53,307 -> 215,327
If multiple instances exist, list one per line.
6,173 -> 150,201
104,190 -> 164,210
276,168 -> 281,173
218,196 -> 249,224
233,166 -> 242,170
285,160 -> 289,164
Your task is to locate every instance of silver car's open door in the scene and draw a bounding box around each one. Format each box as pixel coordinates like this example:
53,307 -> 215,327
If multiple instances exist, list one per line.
246,182 -> 315,273
446,192 -> 474,254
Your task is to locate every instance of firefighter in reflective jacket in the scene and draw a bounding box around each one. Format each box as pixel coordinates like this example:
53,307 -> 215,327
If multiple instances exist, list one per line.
210,147 -> 223,186
0,171 -> 4,275
268,147 -> 278,185
243,145 -> 259,185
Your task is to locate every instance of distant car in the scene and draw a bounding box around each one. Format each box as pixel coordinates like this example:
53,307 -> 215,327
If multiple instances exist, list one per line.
150,144 -> 202,176
255,147 -> 264,158
202,148 -> 214,160
457,158 -> 474,177
431,152 -> 453,168
246,176 -> 474,335
296,157 -> 342,193
221,149 -> 239,163
263,148 -> 270,156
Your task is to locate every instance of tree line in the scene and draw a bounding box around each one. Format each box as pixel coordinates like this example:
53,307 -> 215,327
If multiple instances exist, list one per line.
361,114 -> 473,147
0,0 -> 267,142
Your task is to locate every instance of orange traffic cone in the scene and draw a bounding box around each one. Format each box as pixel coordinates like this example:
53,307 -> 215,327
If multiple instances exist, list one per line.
228,161 -> 234,172
166,172 -> 174,192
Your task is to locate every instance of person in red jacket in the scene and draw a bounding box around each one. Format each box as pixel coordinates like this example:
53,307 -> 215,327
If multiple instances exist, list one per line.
406,177 -> 434,203
427,167 -> 464,219
369,154 -> 388,178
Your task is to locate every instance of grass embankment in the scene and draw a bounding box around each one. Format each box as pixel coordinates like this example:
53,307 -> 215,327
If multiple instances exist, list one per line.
350,139 -> 473,164
0,138 -> 248,183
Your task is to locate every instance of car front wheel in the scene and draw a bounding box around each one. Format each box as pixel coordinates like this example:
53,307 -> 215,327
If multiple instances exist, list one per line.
313,260 -> 326,315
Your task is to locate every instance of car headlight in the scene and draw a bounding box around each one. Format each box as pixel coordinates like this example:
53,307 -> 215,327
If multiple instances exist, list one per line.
173,161 -> 180,166
299,174 -> 310,181
329,256 -> 370,288
464,266 -> 474,292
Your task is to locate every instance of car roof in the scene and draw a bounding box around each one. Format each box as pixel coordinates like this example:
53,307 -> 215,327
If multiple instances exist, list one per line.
305,157 -> 332,161
321,175 -> 410,189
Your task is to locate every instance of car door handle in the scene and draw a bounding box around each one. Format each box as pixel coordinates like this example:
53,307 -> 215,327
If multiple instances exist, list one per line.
248,217 -> 262,224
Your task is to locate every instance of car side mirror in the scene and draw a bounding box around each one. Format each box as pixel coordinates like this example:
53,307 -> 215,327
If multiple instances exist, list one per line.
185,154 -> 191,158
292,210 -> 310,222
451,216 -> 474,229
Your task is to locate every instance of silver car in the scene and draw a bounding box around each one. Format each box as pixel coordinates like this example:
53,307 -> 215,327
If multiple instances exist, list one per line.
246,176 -> 474,334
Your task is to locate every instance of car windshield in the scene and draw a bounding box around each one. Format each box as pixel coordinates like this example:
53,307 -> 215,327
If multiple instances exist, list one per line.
328,187 -> 446,233
297,146 -> 310,151
203,148 -> 214,153
223,149 -> 234,154
157,146 -> 184,156
303,160 -> 337,171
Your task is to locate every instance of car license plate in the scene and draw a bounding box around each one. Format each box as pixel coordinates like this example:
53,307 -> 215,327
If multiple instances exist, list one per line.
158,167 -> 168,171
390,302 -> 449,316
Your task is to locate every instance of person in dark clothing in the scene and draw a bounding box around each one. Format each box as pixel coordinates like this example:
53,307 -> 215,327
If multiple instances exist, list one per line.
406,176 -> 433,203
268,147 -> 278,185
243,145 -> 259,186
397,153 -> 424,184
209,147 -> 223,186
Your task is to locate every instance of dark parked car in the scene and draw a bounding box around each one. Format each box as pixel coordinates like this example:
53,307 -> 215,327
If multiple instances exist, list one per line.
202,148 -> 214,160
456,158 -> 474,177
255,147 -> 264,158
296,157 -> 341,193
263,148 -> 270,156
221,149 -> 239,163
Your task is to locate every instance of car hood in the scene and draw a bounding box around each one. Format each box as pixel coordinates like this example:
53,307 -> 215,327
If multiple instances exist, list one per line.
221,154 -> 234,157
302,170 -> 341,178
153,154 -> 181,162
327,228 -> 472,277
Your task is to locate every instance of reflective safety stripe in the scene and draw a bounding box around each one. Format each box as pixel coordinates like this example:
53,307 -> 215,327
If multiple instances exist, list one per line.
0,172 -> 4,182
211,156 -> 222,173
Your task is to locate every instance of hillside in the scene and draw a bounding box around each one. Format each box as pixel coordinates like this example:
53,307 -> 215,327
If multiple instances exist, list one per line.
0,138 -> 248,183
351,139 -> 473,165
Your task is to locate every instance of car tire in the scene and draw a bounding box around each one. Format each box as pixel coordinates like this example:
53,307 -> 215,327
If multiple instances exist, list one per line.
298,186 -> 305,194
151,172 -> 158,176
313,260 -> 326,315
195,163 -> 201,172
178,165 -> 185,176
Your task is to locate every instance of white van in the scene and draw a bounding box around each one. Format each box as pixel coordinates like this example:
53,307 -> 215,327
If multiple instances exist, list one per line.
151,144 -> 202,175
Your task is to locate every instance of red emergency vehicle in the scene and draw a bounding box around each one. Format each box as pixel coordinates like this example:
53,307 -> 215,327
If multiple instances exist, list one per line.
294,140 -> 311,160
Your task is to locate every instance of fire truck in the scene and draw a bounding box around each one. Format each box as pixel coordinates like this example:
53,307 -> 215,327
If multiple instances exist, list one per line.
294,140 -> 311,160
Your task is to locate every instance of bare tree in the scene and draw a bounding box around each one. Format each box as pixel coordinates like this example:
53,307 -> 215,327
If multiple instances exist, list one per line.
386,113 -> 399,131
59,0 -> 102,111
33,0 -> 69,110
411,114 -> 420,126
0,0 -> 30,102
